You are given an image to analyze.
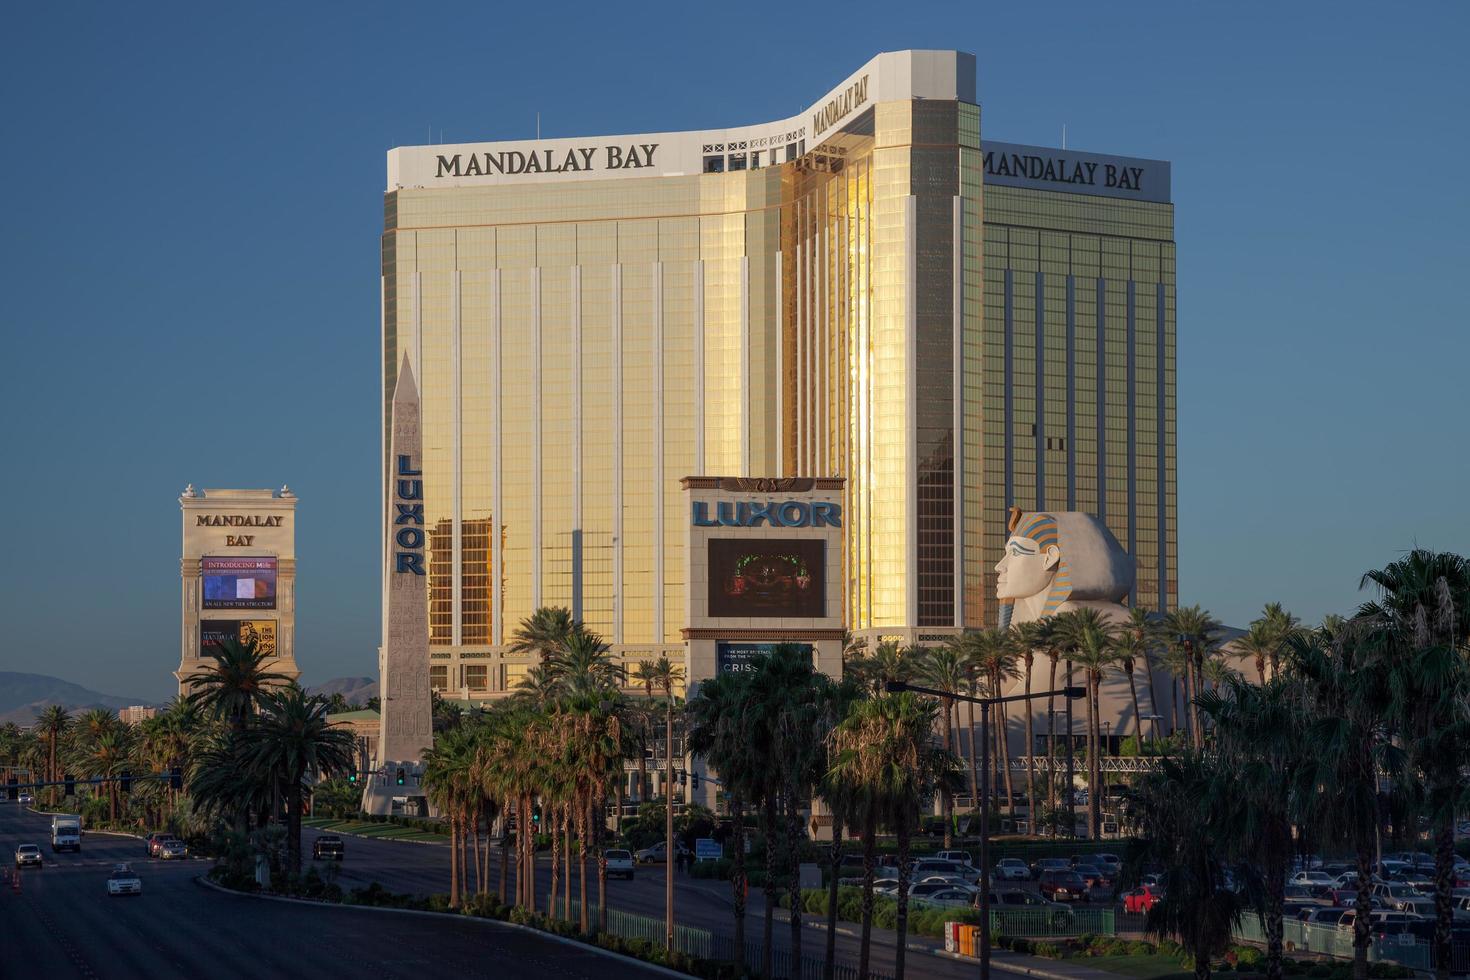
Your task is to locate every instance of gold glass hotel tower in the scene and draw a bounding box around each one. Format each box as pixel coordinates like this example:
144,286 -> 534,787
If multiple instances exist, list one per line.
380,50 -> 1176,695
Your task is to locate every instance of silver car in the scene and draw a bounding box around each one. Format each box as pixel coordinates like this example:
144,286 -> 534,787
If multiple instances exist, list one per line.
15,844 -> 42,868
158,839 -> 187,860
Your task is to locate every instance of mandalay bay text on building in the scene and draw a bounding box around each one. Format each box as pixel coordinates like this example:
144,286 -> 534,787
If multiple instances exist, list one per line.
380,49 -> 1176,697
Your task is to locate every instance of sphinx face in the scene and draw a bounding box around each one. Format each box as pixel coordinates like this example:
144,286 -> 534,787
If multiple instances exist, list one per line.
995,534 -> 1061,601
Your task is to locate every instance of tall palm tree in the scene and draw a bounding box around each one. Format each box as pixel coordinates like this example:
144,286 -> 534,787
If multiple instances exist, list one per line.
1108,626 -> 1148,744
1358,550 -> 1470,980
509,606 -> 577,662
1164,606 -> 1222,748
1059,609 -> 1116,838
969,628 -> 1020,817
640,655 -> 683,947
1259,602 -> 1301,678
1010,620 -> 1046,825
687,669 -> 758,976
548,627 -> 619,689
35,705 -> 69,806
1133,750 -> 1245,980
1235,621 -> 1274,686
1199,675 -> 1306,980
829,692 -> 960,980
918,645 -> 966,847
423,725 -> 477,904
241,686 -> 355,874
188,636 -> 289,734
1290,623 -> 1401,980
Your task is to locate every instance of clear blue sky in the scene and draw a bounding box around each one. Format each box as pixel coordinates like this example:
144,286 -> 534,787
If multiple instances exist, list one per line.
3,1 -> 1466,702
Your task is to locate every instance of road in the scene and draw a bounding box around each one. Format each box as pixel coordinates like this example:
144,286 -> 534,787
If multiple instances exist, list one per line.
301,824 -> 994,980
0,803 -> 671,980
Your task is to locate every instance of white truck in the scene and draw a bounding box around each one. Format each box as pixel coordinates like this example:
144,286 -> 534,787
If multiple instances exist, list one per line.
51,815 -> 81,852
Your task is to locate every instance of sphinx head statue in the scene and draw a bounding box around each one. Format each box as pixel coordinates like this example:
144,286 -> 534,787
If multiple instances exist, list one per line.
996,511 -> 1135,624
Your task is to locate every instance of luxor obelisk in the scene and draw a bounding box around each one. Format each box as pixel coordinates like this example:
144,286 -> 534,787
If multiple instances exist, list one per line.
363,355 -> 434,815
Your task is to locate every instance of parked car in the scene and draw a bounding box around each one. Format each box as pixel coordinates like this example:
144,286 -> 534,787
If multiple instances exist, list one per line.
107,863 -> 142,896
1039,870 -> 1089,902
312,836 -> 344,861
937,850 -> 974,866
911,859 -> 979,884
994,858 -> 1030,882
1092,853 -> 1123,876
995,889 -> 1068,910
14,844 -> 43,869
872,878 -> 901,897
911,885 -> 976,909
1370,882 -> 1427,910
1284,885 -> 1323,903
1122,884 -> 1164,914
1329,872 -> 1360,890
1301,907 -> 1347,926
1073,864 -> 1113,890
1326,888 -> 1360,908
1289,871 -> 1335,889
603,849 -> 635,880
157,839 -> 187,860
634,841 -> 691,864
1031,857 -> 1071,880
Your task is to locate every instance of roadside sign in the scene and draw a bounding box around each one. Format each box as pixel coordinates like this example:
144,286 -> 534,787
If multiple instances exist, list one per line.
957,817 -> 972,836
695,838 -> 722,861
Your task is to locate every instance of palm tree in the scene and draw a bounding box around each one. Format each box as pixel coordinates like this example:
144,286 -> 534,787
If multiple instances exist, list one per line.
1290,623 -> 1400,980
1133,750 -> 1245,980
188,636 -> 289,734
1164,606 -> 1222,748
1058,609 -> 1117,838
1108,626 -> 1148,744
241,686 -> 355,874
35,705 -> 69,806
1259,602 -> 1301,679
963,629 -> 1019,819
81,727 -> 135,822
509,606 -> 577,662
687,669 -> 757,976
829,692 -> 961,980
918,645 -> 966,847
423,725 -> 477,904
1199,675 -> 1306,980
1010,620 -> 1046,825
548,627 -> 619,690
640,655 -> 683,947
1358,550 -> 1470,980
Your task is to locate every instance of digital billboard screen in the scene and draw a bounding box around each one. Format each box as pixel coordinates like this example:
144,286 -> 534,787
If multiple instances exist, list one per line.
707,539 -> 825,619
716,642 -> 814,675
200,620 -> 278,657
202,557 -> 276,609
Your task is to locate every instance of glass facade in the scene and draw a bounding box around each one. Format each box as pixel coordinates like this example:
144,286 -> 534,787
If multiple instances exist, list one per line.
381,53 -> 1176,691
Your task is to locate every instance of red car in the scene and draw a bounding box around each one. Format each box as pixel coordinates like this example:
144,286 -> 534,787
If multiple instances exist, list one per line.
1123,884 -> 1164,913
1039,870 -> 1090,902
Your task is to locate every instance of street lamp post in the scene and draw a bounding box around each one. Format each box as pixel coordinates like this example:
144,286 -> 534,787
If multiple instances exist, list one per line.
886,680 -> 1085,980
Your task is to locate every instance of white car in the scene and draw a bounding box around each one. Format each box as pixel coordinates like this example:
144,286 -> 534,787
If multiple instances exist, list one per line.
18,792 -> 33,805
107,864 -> 142,896
1290,871 -> 1333,888
995,858 -> 1031,881
603,848 -> 636,880
634,841 -> 691,864
158,839 -> 187,860
15,844 -> 42,869
937,850 -> 975,866
912,886 -> 976,909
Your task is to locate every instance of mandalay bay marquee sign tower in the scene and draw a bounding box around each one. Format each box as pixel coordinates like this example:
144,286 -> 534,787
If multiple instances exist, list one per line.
380,50 -> 1177,694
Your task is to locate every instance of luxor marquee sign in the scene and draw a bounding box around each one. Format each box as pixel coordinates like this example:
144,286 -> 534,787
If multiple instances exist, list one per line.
393,454 -> 425,575
691,500 -> 842,528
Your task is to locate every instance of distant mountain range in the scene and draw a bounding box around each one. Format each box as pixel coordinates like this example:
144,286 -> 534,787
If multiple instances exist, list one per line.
308,676 -> 378,706
0,672 -> 154,727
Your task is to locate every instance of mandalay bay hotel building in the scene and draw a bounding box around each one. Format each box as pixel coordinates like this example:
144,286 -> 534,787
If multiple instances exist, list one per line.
381,50 -> 1176,698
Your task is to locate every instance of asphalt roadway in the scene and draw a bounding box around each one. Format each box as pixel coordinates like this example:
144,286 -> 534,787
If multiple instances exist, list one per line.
0,802 -> 672,980
297,824 -> 983,980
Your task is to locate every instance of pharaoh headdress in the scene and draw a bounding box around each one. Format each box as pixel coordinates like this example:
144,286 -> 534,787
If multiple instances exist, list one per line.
1015,512 -> 1073,615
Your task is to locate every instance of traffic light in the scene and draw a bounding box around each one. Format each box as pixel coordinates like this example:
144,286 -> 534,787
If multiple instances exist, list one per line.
119,771 -> 132,793
395,767 -> 406,786
63,774 -> 75,797
347,771 -> 358,784
169,767 -> 183,791
690,772 -> 700,792
532,803 -> 541,825
678,771 -> 686,786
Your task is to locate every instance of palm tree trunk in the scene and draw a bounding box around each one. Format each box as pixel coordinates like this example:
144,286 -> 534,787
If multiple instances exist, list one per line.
941,700 -> 954,849
499,826 -> 510,904
1089,676 -> 1102,839
1024,655 -> 1037,830
482,804 -> 491,897
824,813 -> 844,980
637,751 -> 649,807
563,808 -> 572,920
1264,821 -> 1287,980
787,791 -> 803,968
1353,835 -> 1372,980
1434,816 -> 1454,980
526,798 -> 536,912
998,702 -> 1016,821
449,812 -> 460,907
731,795 -> 747,977
1046,655 -> 1058,833
597,794 -> 608,934
762,795 -> 776,980
1126,668 -> 1143,744
964,697 -> 979,816
287,779 -> 303,875
895,818 -> 912,980
549,805 -> 561,917
577,797 -> 589,933
859,818 -> 876,980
